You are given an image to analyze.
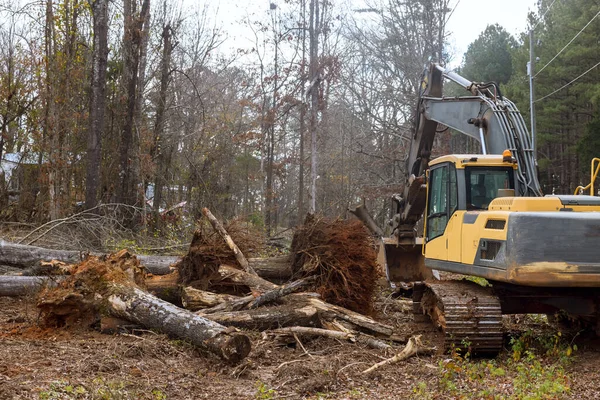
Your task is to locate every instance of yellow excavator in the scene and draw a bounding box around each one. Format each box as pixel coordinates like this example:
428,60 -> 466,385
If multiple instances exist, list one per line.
382,63 -> 600,353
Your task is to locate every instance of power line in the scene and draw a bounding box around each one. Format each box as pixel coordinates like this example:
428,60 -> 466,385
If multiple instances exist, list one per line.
534,60 -> 600,103
534,10 -> 600,78
531,0 -> 558,32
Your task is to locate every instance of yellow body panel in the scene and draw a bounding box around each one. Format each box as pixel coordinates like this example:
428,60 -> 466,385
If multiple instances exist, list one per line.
430,154 -> 518,169
489,196 -> 600,212
425,210 -> 510,264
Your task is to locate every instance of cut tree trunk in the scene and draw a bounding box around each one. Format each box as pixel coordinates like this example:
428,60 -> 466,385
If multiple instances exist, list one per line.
197,276 -> 317,314
208,264 -> 279,292
145,270 -> 181,305
106,283 -> 251,362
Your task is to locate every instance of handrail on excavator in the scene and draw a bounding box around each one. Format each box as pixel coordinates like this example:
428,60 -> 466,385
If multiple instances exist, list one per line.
575,157 -> 600,196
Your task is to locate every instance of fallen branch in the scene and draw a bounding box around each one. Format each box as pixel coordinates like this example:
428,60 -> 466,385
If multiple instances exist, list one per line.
202,208 -> 257,276
272,326 -> 391,350
362,335 -> 436,374
196,276 -> 316,314
248,276 -> 316,309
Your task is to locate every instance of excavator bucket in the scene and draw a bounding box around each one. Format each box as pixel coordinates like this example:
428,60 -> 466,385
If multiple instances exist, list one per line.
378,237 -> 435,283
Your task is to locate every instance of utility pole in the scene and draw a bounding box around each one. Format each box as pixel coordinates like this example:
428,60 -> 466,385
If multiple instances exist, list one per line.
527,30 -> 537,161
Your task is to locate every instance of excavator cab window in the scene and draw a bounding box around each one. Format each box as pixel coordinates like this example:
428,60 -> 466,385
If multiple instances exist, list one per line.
466,167 -> 514,210
426,163 -> 458,241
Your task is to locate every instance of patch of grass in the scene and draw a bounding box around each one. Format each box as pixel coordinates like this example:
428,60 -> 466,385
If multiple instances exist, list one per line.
38,378 -> 136,400
432,329 -> 573,399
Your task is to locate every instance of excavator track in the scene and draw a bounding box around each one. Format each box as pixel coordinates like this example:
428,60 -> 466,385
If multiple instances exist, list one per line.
415,280 -> 503,354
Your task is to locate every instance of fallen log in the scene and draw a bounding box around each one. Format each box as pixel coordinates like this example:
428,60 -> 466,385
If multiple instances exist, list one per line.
247,256 -> 292,281
362,335 -> 436,374
202,208 -> 257,276
181,286 -> 240,311
202,302 -> 320,331
107,284 -> 251,362
305,296 -> 394,337
248,276 -> 316,309
0,275 -> 59,296
0,241 -> 290,278
35,252 -> 252,362
0,241 -> 178,275
209,264 -> 279,292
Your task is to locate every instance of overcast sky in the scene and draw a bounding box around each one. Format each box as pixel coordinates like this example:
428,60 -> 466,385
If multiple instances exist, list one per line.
209,0 -> 538,68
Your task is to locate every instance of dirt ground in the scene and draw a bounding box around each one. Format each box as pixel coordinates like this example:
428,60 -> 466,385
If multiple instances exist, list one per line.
2,284 -> 600,399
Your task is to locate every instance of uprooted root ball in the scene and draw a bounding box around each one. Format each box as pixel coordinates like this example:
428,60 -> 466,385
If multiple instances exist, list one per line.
36,249 -> 145,328
290,215 -> 379,314
177,219 -> 265,288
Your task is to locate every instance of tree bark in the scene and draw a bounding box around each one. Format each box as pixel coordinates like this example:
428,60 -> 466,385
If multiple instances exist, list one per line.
247,256 -> 292,281
152,23 -> 174,229
181,286 -> 240,311
106,284 -> 251,362
348,204 -> 384,236
0,276 -> 59,296
201,208 -> 257,276
86,0 -> 109,209
201,302 -> 319,331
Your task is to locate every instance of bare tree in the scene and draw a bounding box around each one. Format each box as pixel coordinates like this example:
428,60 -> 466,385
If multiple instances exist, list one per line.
86,0 -> 109,209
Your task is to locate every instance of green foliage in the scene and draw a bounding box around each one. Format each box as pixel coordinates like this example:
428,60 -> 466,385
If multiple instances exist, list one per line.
427,329 -> 573,399
254,381 -> 276,400
38,378 -> 134,400
577,116 -> 600,184
460,24 -> 517,85
464,276 -> 491,287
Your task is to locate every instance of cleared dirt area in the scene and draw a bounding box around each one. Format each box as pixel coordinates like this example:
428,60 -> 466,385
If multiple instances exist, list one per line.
2,284 -> 600,399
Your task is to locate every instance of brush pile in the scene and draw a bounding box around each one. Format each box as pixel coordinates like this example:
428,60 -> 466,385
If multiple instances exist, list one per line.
3,209 -> 408,364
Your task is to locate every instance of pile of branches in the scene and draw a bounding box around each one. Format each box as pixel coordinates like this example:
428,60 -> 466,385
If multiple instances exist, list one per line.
290,215 -> 379,314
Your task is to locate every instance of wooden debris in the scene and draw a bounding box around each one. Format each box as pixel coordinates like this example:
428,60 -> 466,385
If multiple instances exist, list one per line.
271,326 -> 391,350
0,275 -> 60,296
181,287 -> 240,311
348,204 -> 384,236
248,276 -> 316,309
107,284 -> 251,362
202,207 -> 257,276
362,335 -> 436,374
202,302 -> 320,331
36,251 -> 252,362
